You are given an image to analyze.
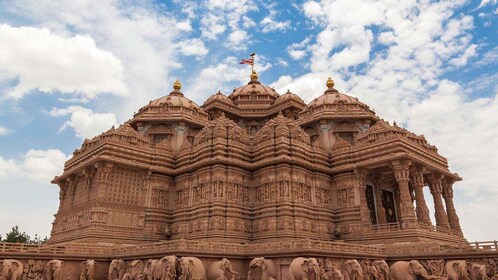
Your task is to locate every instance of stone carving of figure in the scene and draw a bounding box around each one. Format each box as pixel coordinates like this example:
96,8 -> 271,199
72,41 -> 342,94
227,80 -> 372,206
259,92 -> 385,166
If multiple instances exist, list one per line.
207,258 -> 240,280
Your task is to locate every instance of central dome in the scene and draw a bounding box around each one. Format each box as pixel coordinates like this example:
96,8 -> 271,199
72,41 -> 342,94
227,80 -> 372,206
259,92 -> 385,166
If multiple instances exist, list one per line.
228,70 -> 279,106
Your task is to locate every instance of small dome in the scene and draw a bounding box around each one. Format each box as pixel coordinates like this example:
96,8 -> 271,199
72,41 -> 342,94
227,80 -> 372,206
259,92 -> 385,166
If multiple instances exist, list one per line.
276,89 -> 305,104
299,77 -> 377,123
132,80 -> 209,126
204,90 -> 233,105
149,81 -> 202,110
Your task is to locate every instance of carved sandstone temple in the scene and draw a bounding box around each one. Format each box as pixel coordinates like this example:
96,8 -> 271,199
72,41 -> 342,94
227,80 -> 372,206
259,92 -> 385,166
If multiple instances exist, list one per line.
49,71 -> 465,246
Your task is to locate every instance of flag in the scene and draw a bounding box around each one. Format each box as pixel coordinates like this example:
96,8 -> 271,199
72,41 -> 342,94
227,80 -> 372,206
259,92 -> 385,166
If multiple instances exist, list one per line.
239,58 -> 254,65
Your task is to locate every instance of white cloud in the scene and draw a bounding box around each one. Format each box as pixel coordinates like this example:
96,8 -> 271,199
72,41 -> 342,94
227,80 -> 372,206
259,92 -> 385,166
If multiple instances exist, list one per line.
478,0 -> 497,8
49,106 -> 117,139
260,11 -> 291,33
177,38 -> 209,57
0,24 -> 128,100
275,0 -> 498,241
225,30 -> 250,51
287,37 -> 312,60
0,126 -> 11,136
0,149 -> 68,183
449,44 -> 478,67
0,157 -> 19,178
276,58 -> 289,67
0,149 -> 68,239
6,0 -> 191,120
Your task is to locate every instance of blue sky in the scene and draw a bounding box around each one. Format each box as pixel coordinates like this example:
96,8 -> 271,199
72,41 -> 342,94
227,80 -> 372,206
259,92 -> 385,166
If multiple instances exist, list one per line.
0,0 -> 497,241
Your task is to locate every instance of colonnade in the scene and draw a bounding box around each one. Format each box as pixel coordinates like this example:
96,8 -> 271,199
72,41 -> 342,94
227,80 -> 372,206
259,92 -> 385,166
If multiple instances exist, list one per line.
357,159 -> 462,233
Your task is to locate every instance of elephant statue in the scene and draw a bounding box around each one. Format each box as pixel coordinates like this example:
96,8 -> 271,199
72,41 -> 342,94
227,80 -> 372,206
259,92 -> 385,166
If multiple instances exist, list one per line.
390,260 -> 437,280
0,259 -> 24,280
372,261 -> 389,280
446,261 -> 470,280
44,260 -> 63,280
469,263 -> 489,280
80,260 -> 97,280
207,258 -> 240,280
143,260 -> 158,280
177,257 -> 204,280
343,260 -> 363,280
249,257 -> 277,280
366,265 -> 381,280
289,257 -> 327,280
109,260 -> 127,280
127,260 -> 145,280
153,256 -> 177,280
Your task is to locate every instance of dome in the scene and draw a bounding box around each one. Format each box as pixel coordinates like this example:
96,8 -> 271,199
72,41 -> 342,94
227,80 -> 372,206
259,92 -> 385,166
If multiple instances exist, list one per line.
131,80 -> 209,127
299,77 -> 377,123
228,70 -> 279,104
149,80 -> 203,110
275,89 -> 305,104
306,77 -> 368,108
204,90 -> 233,105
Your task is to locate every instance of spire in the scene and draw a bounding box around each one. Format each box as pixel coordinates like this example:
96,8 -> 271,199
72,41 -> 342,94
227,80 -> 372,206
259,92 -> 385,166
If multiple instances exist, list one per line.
326,77 -> 334,89
170,79 -> 184,96
173,80 -> 182,90
325,76 -> 338,94
250,69 -> 259,81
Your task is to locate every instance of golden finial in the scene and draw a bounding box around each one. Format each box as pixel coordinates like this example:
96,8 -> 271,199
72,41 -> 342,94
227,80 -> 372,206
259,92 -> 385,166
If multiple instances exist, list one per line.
173,80 -> 182,90
326,77 -> 335,89
251,69 -> 259,81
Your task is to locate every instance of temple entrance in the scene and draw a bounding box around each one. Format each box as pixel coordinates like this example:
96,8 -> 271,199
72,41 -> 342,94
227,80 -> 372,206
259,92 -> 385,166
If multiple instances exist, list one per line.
365,185 -> 377,224
381,190 -> 397,223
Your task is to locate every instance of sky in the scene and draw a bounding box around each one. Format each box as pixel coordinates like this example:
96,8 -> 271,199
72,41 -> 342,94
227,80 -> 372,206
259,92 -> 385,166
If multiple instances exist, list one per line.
0,0 -> 497,242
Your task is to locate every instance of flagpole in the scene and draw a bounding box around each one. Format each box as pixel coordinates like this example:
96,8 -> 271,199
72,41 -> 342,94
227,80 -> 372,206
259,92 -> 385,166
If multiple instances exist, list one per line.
250,53 -> 256,72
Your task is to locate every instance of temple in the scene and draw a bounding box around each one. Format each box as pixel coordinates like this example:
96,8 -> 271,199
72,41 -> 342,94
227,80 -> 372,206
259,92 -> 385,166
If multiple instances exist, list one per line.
49,70 -> 464,246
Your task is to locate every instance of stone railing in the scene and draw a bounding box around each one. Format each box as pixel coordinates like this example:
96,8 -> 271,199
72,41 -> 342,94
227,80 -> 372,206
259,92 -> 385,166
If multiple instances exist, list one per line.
112,239 -> 386,257
418,223 -> 462,236
1,240 -> 496,258
364,222 -> 401,233
468,240 -> 498,251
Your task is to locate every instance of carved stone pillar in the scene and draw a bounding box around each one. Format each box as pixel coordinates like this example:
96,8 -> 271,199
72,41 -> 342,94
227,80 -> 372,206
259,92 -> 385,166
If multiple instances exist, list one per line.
391,160 -> 418,229
442,178 -> 462,232
355,170 -> 372,225
410,169 -> 432,226
427,174 -> 450,229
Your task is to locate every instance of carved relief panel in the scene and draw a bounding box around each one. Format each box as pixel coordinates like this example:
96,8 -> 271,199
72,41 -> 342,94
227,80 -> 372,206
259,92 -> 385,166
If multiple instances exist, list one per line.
107,166 -> 145,205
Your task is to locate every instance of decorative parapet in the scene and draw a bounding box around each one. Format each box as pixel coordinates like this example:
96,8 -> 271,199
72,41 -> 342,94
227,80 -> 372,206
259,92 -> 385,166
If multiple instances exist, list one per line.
1,240 -> 496,258
354,120 -> 439,154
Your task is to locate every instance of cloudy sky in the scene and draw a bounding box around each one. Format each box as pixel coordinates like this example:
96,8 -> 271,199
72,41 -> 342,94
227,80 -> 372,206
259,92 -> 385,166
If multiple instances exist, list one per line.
0,0 -> 497,242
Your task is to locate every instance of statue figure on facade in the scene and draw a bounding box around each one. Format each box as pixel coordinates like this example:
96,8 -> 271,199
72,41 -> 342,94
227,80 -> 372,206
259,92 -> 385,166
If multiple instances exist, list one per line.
322,260 -> 343,280
207,259 -> 240,280
343,260 -> 362,280
43,260 -> 63,280
469,262 -> 489,280
153,256 -> 177,280
1,259 -> 24,280
177,257 -> 204,280
143,260 -> 158,280
108,260 -> 127,280
289,257 -> 326,280
249,257 -> 277,280
126,260 -> 144,280
22,260 -> 44,280
371,261 -> 389,280
445,261 -> 470,280
390,261 -> 437,280
79,260 -> 97,280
